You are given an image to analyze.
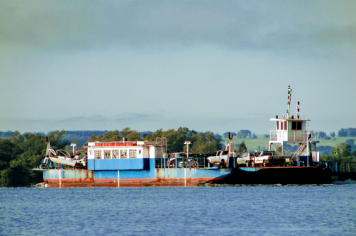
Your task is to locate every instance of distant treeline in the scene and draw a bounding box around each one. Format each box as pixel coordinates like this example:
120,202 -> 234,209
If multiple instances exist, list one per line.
0,130 -> 219,148
318,128 -> 356,139
2,128 -> 356,146
221,130 -> 258,139
337,128 -> 356,137
0,131 -> 47,139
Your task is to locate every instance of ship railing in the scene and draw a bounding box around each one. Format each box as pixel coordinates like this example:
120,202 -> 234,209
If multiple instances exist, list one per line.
320,161 -> 356,173
269,130 -> 291,142
155,157 -> 209,168
270,130 -> 277,141
155,158 -> 165,168
302,131 -> 319,142
309,130 -> 319,142
269,130 -> 319,142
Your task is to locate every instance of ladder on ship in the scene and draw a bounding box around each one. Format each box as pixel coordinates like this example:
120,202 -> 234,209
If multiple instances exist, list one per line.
290,136 -> 309,165
270,144 -> 281,155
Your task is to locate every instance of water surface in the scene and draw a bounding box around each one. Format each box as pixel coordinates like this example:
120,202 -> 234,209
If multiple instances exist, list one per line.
1,185 -> 355,235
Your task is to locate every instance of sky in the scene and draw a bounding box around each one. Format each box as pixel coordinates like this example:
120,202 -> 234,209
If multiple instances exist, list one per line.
0,0 -> 355,135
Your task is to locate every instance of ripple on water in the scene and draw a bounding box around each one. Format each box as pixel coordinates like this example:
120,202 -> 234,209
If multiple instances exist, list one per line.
0,185 -> 355,235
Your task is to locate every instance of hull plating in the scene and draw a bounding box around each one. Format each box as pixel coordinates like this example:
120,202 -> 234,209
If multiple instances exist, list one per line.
42,159 -> 331,187
43,159 -> 232,187
43,168 -> 230,187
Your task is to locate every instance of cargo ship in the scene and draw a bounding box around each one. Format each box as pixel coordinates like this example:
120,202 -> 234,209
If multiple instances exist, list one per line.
37,86 -> 331,187
40,139 -> 234,187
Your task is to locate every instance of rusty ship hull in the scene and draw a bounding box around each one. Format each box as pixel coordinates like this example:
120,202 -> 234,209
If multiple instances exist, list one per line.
41,158 -> 233,188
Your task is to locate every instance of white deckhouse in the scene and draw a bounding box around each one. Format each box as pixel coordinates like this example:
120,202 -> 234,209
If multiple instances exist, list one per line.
268,86 -> 319,165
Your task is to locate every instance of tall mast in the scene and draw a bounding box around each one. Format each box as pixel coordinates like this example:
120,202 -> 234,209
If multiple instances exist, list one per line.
287,85 -> 292,119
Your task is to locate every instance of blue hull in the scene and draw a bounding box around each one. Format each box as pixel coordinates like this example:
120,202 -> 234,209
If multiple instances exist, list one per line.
43,158 -> 232,187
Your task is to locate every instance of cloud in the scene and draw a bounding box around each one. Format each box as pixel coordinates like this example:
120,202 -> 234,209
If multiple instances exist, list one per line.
1,0 -> 354,53
0,112 -> 169,133
33,112 -> 164,124
114,112 -> 160,122
313,25 -> 356,47
0,1 -> 110,50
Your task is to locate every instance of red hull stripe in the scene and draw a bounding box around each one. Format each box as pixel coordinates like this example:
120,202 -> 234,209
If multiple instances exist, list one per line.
44,179 -> 93,182
44,177 -> 221,183
95,178 -> 221,182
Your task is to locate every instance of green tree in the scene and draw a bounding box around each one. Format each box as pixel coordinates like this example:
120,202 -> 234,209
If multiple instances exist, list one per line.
190,140 -> 221,154
119,127 -> 132,139
88,135 -> 97,142
330,143 -> 351,161
237,142 -> 247,153
22,133 -> 47,155
338,128 -> 348,137
237,130 -> 251,139
47,130 -> 69,149
0,133 -> 45,187
143,128 -> 222,153
103,130 -> 120,142
177,127 -> 189,135
0,139 -> 16,170
96,134 -> 104,142
11,131 -> 23,145
126,131 -> 141,141
117,128 -> 142,141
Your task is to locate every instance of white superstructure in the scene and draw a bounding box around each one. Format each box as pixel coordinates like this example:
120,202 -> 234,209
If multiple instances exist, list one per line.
268,86 -> 319,163
87,140 -> 166,160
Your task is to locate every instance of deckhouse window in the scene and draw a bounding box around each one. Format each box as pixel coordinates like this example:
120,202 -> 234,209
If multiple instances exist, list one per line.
113,150 -> 119,159
281,122 -> 284,130
129,149 -> 137,158
297,122 -> 302,130
104,150 -> 111,159
95,150 -> 102,159
284,121 -> 287,130
120,150 -> 128,159
276,121 -> 279,130
291,121 -> 302,130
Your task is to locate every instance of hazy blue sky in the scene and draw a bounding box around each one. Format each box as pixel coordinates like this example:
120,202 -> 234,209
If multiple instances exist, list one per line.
0,0 -> 355,135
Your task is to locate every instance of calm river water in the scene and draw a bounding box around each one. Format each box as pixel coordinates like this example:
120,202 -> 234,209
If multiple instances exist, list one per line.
1,185 -> 355,235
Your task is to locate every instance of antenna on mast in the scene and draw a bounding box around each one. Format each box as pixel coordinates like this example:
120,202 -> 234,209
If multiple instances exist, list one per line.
287,85 -> 292,119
